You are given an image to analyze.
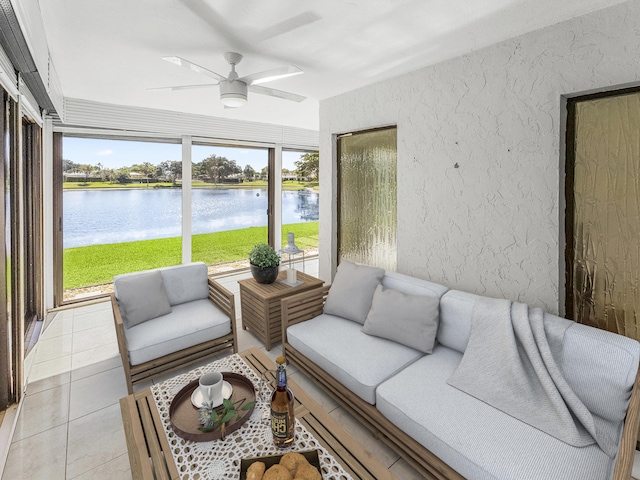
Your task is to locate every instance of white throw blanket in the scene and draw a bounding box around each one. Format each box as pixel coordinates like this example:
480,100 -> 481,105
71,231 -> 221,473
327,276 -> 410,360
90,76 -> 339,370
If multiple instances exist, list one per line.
447,297 -> 618,458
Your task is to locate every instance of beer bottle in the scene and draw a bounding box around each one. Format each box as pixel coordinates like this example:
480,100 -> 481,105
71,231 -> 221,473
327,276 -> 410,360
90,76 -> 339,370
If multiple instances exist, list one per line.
270,356 -> 295,447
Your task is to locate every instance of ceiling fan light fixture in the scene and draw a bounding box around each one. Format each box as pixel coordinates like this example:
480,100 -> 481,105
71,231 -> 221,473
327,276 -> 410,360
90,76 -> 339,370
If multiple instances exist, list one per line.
221,94 -> 247,108
219,79 -> 248,108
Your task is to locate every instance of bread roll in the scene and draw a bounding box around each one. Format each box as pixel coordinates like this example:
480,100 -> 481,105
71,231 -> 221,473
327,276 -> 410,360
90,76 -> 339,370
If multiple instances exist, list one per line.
279,452 -> 308,476
294,462 -> 321,480
247,461 -> 266,480
263,464 -> 293,480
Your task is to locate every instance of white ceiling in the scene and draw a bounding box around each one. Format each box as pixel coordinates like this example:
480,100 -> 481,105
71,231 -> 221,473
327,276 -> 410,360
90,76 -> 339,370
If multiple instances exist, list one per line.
38,0 -> 627,131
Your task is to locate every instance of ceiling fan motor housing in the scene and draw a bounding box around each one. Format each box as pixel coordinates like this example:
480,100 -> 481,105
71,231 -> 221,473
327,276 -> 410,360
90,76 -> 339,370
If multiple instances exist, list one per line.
220,79 -> 248,107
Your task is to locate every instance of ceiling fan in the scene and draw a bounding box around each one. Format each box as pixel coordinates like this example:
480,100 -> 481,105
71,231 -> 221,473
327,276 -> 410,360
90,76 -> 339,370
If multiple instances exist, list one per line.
156,52 -> 306,108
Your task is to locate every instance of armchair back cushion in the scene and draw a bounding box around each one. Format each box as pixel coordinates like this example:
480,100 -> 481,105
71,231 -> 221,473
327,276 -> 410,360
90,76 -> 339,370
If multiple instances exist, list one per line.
159,262 -> 209,305
114,270 -> 172,328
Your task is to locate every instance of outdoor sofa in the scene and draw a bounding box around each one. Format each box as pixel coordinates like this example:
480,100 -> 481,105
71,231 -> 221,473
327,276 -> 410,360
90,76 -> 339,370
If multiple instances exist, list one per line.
111,262 -> 237,393
281,261 -> 640,480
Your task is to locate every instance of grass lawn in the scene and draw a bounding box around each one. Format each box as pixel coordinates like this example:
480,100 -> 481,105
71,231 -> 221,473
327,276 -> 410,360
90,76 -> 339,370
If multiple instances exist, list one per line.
63,222 -> 318,289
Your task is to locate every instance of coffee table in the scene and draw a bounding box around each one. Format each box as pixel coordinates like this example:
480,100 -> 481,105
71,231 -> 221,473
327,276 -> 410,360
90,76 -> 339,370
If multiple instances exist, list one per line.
119,347 -> 397,480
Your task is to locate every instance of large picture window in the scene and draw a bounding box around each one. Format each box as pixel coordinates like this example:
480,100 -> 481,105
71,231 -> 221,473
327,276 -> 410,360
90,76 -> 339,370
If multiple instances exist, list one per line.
53,136 -> 318,304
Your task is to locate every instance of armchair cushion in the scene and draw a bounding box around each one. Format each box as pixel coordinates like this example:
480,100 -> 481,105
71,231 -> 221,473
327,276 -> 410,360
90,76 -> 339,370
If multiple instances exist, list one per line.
125,299 -> 231,365
115,271 -> 172,328
160,262 -> 209,305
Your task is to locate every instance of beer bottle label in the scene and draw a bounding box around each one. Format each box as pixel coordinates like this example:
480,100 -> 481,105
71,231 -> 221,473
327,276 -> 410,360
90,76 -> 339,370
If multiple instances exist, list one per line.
271,410 -> 290,438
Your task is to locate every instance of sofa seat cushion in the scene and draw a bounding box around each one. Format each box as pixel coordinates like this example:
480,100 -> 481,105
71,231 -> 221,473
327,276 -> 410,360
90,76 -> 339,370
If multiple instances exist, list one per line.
376,346 -> 615,480
125,299 -> 231,366
287,314 -> 424,404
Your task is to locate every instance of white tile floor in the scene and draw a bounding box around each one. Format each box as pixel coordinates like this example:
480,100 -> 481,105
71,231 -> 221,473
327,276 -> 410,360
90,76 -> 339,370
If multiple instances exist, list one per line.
1,262 -> 427,480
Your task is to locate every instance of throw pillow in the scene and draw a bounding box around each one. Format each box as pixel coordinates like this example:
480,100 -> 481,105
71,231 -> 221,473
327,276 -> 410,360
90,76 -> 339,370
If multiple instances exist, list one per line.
324,260 -> 385,324
362,284 -> 440,353
115,271 -> 172,328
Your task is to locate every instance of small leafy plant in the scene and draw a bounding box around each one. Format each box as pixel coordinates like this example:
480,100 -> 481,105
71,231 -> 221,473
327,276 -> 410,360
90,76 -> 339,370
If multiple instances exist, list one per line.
249,243 -> 280,268
198,397 -> 256,439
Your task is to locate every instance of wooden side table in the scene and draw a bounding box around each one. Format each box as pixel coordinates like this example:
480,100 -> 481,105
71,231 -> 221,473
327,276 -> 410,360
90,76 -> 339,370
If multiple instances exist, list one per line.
239,270 -> 323,351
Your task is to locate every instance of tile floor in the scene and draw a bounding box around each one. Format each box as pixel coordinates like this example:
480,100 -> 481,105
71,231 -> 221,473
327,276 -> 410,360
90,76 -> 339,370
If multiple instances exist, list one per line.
1,262 -> 428,480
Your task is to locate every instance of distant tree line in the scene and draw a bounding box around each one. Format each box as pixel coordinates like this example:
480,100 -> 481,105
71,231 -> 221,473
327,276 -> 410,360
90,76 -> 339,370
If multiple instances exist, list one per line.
63,152 -> 319,185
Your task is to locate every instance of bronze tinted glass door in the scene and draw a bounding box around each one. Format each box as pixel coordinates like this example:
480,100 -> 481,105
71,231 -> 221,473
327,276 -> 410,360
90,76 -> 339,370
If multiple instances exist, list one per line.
566,90 -> 640,341
337,127 -> 397,270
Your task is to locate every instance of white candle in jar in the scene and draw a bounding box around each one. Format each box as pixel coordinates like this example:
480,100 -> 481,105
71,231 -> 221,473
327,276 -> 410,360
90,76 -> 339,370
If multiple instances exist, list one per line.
287,268 -> 296,284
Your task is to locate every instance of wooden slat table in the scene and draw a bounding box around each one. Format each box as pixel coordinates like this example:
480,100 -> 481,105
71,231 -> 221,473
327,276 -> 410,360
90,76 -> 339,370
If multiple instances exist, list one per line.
238,271 -> 324,351
120,347 -> 397,480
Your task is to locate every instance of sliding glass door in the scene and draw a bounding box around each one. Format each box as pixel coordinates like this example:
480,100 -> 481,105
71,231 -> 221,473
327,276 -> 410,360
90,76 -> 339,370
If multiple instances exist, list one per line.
281,149 -> 319,259
191,144 -> 269,268
0,89 -> 14,409
56,136 -> 182,302
22,119 -> 43,351
0,89 -> 42,406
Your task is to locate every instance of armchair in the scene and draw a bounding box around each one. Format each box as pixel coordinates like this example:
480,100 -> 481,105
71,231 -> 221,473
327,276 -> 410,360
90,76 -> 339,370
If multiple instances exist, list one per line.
111,262 -> 237,393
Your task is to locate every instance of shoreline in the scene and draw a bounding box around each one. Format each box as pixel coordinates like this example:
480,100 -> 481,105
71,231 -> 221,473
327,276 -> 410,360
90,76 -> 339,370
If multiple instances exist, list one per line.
63,183 -> 319,192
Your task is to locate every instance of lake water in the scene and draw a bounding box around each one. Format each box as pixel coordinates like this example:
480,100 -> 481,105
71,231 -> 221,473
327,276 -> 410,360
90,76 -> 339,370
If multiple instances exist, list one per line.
63,188 -> 319,248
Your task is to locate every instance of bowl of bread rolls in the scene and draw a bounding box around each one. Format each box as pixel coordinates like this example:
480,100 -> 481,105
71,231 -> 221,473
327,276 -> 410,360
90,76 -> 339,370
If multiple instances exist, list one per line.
241,451 -> 322,480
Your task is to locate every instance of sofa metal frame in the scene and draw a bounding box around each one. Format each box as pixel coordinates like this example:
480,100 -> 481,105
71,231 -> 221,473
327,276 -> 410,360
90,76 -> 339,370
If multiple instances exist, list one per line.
112,277 -> 238,394
281,285 -> 640,480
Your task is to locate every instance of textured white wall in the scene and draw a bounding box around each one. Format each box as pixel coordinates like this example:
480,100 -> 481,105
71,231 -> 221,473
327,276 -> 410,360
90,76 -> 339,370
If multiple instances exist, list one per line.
319,0 -> 640,313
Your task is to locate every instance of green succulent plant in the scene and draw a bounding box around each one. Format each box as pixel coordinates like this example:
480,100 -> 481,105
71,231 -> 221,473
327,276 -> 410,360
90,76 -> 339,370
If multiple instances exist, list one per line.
198,397 -> 256,439
249,243 -> 280,268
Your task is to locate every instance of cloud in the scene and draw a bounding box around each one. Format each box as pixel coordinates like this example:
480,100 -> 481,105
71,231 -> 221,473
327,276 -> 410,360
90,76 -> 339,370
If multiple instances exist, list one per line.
97,149 -> 114,156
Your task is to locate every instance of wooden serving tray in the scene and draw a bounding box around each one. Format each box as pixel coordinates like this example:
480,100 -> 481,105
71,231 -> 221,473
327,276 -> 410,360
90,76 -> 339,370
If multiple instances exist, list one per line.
240,450 -> 321,480
169,371 -> 256,442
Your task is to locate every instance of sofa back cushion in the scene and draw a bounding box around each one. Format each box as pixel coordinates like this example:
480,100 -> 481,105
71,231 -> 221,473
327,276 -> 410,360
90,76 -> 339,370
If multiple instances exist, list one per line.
159,262 -> 209,305
114,270 -> 172,328
324,261 -> 385,324
439,289 -> 640,426
438,289 -> 478,353
381,270 -> 449,298
362,284 -> 440,353
562,322 -> 640,424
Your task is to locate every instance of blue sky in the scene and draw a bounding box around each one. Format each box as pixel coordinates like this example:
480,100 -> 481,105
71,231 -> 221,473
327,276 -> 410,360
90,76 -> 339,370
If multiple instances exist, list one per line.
63,137 -> 305,171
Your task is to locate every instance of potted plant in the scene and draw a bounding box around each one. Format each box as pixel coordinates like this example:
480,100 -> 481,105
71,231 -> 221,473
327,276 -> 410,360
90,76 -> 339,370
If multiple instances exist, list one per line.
249,243 -> 280,284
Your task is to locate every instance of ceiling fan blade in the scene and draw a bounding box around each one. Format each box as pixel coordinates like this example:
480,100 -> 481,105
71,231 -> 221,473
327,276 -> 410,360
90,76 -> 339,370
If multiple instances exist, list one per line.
256,11 -> 322,42
162,56 -> 225,82
240,66 -> 303,86
249,85 -> 306,103
148,84 -> 218,92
